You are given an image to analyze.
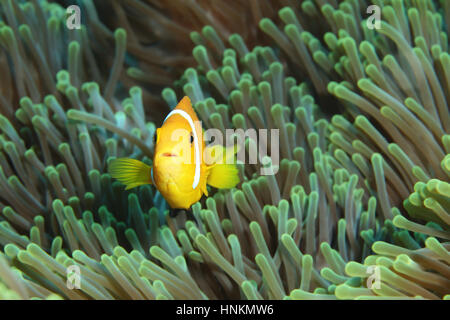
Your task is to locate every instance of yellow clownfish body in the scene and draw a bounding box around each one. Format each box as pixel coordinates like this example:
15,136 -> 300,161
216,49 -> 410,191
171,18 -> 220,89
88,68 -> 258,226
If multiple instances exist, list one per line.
109,96 -> 239,209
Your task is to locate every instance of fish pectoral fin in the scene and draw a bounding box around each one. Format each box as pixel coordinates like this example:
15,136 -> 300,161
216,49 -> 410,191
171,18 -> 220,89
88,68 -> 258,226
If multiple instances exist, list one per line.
207,163 -> 240,189
205,144 -> 240,189
204,144 -> 238,166
108,158 -> 153,190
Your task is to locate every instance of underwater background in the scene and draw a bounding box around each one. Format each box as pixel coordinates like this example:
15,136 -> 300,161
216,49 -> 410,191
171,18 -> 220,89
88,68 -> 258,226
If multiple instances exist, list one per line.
0,0 -> 449,300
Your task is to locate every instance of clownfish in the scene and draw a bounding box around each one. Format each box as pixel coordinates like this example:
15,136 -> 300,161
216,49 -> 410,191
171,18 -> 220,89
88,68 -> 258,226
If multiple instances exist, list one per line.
108,96 -> 240,209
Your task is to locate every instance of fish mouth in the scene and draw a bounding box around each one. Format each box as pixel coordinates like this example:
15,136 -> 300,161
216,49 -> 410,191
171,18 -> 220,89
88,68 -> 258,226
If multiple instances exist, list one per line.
162,152 -> 178,157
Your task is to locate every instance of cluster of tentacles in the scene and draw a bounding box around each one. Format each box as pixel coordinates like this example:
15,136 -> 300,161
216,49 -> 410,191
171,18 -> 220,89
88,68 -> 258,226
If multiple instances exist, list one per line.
0,0 -> 448,300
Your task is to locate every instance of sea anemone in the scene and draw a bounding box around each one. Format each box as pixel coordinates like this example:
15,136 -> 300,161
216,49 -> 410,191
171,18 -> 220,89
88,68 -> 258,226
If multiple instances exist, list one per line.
0,0 -> 448,300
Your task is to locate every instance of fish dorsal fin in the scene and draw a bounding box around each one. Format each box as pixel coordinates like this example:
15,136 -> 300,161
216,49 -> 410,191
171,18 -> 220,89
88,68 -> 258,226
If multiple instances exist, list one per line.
165,96 -> 202,138
174,96 -> 199,122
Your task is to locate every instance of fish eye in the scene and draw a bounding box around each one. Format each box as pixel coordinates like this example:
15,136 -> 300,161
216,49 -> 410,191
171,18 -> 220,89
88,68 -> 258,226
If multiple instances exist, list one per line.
190,132 -> 194,144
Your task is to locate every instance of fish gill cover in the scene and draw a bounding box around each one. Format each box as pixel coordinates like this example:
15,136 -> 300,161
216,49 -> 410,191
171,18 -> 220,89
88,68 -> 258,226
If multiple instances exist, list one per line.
0,0 -> 448,300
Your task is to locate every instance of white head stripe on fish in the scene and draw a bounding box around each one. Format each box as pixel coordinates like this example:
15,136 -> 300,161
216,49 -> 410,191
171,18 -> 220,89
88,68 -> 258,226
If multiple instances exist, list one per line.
163,109 -> 200,190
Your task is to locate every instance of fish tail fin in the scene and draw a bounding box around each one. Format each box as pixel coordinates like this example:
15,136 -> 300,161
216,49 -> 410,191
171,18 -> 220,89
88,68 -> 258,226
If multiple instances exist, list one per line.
206,145 -> 240,189
108,158 -> 152,190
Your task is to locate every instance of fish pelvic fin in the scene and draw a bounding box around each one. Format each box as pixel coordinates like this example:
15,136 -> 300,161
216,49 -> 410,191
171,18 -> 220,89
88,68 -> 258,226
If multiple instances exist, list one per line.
108,158 -> 153,190
206,145 -> 240,189
200,182 -> 208,197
